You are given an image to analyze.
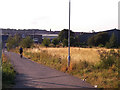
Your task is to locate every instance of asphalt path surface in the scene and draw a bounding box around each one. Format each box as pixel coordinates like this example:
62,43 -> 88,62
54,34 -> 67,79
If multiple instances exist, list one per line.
4,51 -> 94,88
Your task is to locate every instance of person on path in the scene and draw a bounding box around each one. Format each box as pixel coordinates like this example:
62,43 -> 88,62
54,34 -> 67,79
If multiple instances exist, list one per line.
19,47 -> 23,58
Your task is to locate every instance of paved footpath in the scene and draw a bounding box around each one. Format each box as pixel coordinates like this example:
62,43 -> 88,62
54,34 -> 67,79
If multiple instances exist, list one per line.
4,51 -> 94,88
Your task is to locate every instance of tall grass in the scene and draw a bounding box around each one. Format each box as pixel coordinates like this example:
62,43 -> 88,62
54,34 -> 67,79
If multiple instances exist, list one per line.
24,47 -> 102,64
25,46 -> 119,64
23,50 -> 67,71
2,54 -> 16,88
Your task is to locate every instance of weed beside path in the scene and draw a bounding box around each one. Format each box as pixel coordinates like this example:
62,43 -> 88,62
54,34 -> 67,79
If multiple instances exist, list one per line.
2,54 -> 16,88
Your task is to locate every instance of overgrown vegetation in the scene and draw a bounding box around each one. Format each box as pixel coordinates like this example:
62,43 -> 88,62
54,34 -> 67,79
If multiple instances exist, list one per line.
2,54 -> 16,88
23,48 -> 120,88
23,50 -> 67,70
96,50 -> 119,69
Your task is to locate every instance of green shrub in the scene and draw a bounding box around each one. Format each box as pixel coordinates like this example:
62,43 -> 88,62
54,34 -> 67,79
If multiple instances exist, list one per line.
63,39 -> 68,47
100,55 -> 115,69
58,29 -> 75,42
87,32 -> 109,46
98,44 -> 104,47
20,36 -> 33,48
42,38 -> 51,47
105,33 -> 118,48
95,50 -> 119,69
2,54 -> 16,88
105,42 -> 110,48
52,38 -> 59,47
49,43 -> 54,47
6,35 -> 20,51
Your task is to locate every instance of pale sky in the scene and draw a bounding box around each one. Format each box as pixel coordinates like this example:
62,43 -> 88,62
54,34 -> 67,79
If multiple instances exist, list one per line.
0,0 -> 119,32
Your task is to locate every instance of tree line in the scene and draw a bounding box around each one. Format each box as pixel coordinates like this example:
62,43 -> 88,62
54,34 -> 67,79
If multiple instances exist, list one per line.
42,29 -> 120,48
87,32 -> 119,48
6,35 -> 33,51
6,29 -> 120,50
42,29 -> 80,47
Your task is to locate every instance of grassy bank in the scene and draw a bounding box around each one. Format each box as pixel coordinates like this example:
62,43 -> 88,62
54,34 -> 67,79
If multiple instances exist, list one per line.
2,54 -> 16,88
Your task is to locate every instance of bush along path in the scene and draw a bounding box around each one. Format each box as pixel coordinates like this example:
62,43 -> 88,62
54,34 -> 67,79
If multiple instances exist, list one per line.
4,51 -> 94,88
22,49 -> 120,88
2,53 -> 16,88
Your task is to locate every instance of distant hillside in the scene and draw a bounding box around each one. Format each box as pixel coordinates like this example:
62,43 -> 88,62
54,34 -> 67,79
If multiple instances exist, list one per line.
1,28 -> 60,35
78,29 -> 120,45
